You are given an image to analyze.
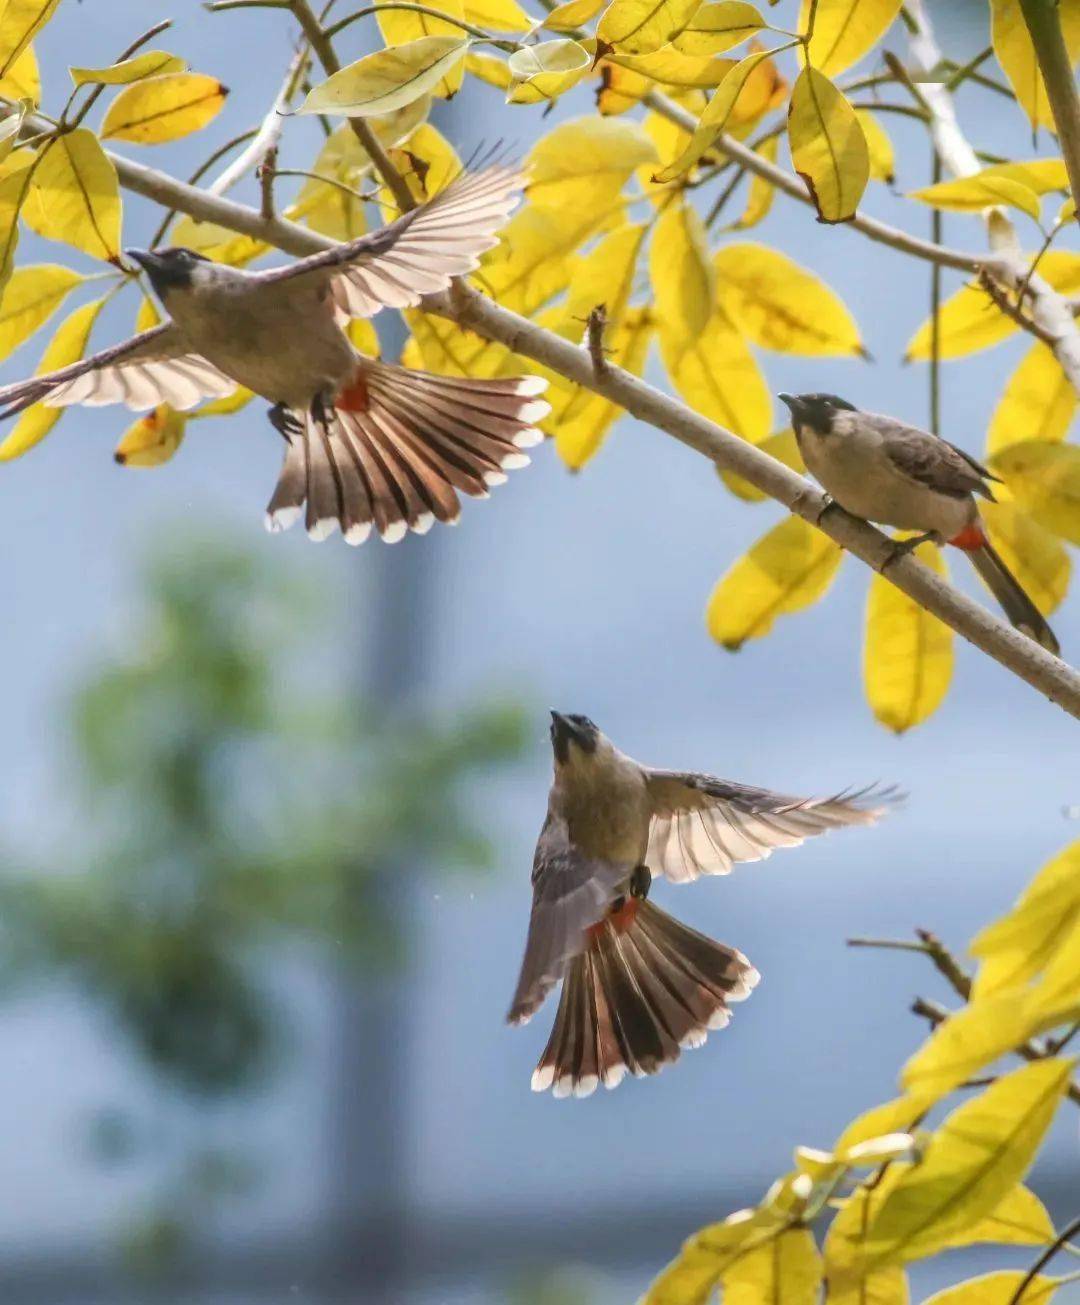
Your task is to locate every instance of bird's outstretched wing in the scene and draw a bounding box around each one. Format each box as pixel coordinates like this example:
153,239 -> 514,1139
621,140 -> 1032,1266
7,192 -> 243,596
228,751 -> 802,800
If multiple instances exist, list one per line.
0,323 -> 236,421
252,161 -> 524,318
507,815 -> 629,1026
644,773 -> 895,884
875,417 -> 997,501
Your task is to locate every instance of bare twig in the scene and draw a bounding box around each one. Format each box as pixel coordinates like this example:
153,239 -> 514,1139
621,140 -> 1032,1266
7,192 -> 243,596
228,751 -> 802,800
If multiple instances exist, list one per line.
979,270 -> 1059,347
586,305 -> 608,375
914,929 -> 972,1000
258,145 -> 277,219
284,0 -> 417,214
1009,1215 -> 1080,1304
66,18 -> 174,131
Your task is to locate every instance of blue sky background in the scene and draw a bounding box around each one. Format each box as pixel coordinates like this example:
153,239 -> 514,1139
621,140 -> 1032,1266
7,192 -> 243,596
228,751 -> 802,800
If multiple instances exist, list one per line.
0,1 -> 1077,1301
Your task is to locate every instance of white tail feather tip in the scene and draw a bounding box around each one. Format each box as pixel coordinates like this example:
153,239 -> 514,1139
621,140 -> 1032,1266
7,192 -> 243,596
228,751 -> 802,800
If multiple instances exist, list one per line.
266,506 -> 302,534
307,518 -> 339,542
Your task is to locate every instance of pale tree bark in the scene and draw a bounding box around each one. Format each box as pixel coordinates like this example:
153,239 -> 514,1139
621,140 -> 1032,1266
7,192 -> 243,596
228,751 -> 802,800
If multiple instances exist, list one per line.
12,9 -> 1080,721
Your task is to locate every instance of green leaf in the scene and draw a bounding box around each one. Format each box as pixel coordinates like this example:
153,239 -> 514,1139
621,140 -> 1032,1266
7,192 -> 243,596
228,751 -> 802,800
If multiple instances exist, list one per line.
299,36 -> 470,116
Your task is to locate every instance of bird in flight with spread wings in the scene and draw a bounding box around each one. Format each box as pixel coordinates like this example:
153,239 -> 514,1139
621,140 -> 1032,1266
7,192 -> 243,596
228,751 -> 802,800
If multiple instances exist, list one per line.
508,712 -> 896,1097
0,161 -> 550,545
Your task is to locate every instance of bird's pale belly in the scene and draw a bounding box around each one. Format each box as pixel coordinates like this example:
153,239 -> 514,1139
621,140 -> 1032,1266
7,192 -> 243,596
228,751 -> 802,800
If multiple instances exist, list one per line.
168,285 -> 358,409
801,433 -> 973,538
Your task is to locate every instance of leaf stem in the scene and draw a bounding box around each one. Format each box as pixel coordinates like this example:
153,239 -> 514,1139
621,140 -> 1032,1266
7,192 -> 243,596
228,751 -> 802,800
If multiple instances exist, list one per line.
324,3 -> 508,45
1018,0 -> 1080,223
1009,1215 -> 1080,1304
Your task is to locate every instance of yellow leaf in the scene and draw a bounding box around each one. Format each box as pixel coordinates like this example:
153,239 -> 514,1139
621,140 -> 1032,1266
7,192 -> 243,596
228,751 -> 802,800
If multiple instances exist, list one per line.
653,48 -> 776,181
857,109 -> 894,183
1025,910 -> 1080,1029
0,262 -> 82,360
607,46 -> 738,88
541,0 -> 607,31
991,0 -> 1080,132
375,0 -> 466,97
191,386 -> 253,419
596,58 -> 651,113
981,501 -> 1070,617
714,242 -> 864,355
972,839 -> 1080,998
100,72 -> 228,144
921,1271 -> 1059,1305
987,342 -> 1076,456
527,115 -> 658,212
347,316 -> 381,359
0,42 -> 37,101
720,427 -> 804,500
24,130 -> 121,261
480,206 -> 590,317
113,404 -> 187,467
70,51 -> 186,86
0,295 -> 105,459
863,537 -> 952,732
825,1185 -> 909,1305
169,213 -> 267,267
651,197 -> 714,354
564,221 -> 647,328
0,0 -> 58,78
555,307 -> 653,467
300,36 -> 470,116
951,1183 -> 1056,1249
465,50 -> 512,89
720,1226 -> 822,1305
597,0 -> 703,54
507,38 -> 592,102
980,159 -> 1070,195
788,66 -> 868,223
834,1097 -> 922,1156
0,96 -> 27,166
707,514 -> 843,649
901,990 -> 1034,1104
861,1060 -> 1075,1267
673,1 -> 766,55
664,308 -> 771,441
907,251 -> 1080,360
463,0 -> 532,30
989,440 -> 1080,545
909,175 -> 1042,222
383,121 -> 461,212
799,0 -> 901,76
725,133 -> 779,229
0,150 -> 31,278
402,308 -> 513,378
643,1211 -> 783,1305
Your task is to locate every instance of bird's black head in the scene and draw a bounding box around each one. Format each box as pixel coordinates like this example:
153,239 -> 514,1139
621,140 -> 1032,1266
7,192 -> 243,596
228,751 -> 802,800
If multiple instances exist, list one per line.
125,247 -> 210,296
778,392 -> 858,435
549,711 -> 599,765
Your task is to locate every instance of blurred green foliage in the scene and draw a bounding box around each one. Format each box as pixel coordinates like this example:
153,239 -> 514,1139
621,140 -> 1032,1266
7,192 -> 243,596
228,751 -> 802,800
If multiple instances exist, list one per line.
0,532 -> 526,1266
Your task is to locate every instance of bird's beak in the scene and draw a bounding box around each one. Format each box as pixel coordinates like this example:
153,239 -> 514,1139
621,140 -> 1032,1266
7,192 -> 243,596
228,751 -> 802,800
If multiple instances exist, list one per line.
124,247 -> 162,275
550,710 -> 587,753
778,392 -> 803,419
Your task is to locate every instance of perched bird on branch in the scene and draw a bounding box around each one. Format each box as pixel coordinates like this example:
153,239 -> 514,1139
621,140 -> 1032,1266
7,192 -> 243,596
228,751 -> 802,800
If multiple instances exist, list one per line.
0,162 -> 549,545
780,392 -> 1059,655
507,712 -> 893,1098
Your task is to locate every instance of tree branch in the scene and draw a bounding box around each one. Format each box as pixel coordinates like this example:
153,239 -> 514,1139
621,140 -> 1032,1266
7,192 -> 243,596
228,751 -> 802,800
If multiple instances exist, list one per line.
1009,1214 -> 1080,1304
282,0 -> 417,213
906,0 -> 1080,393
66,142 -> 1080,719
1018,0 -> 1080,219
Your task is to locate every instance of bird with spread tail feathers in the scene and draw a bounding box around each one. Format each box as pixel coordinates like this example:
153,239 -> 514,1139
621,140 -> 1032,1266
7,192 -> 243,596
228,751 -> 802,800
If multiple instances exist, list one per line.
508,712 -> 895,1098
779,392 -> 1059,655
0,159 -> 550,545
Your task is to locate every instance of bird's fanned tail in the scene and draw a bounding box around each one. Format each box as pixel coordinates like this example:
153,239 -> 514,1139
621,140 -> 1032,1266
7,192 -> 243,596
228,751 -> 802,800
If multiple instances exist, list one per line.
531,900 -> 759,1098
265,361 -> 549,544
962,537 -> 1060,655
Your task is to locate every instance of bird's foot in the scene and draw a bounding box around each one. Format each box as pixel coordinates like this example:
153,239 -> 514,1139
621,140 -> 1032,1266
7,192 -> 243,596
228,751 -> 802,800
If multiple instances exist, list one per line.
884,531 -> 944,568
629,864 -> 652,901
310,391 -> 332,429
268,402 -> 302,442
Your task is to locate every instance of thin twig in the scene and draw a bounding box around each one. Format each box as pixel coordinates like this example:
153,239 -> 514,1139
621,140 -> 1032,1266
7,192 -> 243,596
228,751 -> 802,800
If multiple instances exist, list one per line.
285,0 -> 417,214
65,18 -> 175,131
914,929 -> 971,999
979,270 -> 1059,347
324,2 -> 514,45
258,145 -> 277,219
1009,1215 -> 1080,1304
